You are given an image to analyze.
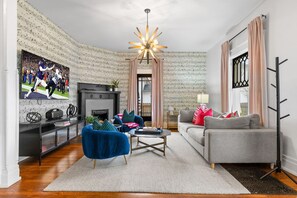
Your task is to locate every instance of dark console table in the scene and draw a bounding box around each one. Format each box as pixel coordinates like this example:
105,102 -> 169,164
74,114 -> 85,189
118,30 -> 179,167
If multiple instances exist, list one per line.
19,115 -> 83,165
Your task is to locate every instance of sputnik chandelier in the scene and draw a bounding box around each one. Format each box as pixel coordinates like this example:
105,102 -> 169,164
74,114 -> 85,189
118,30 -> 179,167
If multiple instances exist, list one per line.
129,8 -> 167,64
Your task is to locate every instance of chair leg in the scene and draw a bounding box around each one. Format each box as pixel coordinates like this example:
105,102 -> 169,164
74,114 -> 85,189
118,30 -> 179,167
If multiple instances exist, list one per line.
123,155 -> 127,164
93,159 -> 96,169
210,163 -> 215,169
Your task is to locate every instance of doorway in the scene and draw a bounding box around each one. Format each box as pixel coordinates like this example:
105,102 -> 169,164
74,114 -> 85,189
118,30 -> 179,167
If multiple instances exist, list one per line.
137,74 -> 152,122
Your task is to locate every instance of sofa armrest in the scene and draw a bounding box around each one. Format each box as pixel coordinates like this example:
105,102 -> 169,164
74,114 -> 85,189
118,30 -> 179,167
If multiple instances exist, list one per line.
113,115 -> 123,125
204,128 -> 278,163
134,115 -> 144,127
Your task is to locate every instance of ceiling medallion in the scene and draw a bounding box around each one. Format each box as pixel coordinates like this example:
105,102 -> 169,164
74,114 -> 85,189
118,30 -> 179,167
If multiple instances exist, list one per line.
129,8 -> 167,64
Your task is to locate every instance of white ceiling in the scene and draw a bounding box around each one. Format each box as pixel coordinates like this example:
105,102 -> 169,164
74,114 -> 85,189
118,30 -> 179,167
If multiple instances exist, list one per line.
26,0 -> 264,52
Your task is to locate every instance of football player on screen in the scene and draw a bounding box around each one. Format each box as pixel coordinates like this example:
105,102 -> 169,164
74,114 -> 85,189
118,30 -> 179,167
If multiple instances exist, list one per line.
46,68 -> 62,99
24,59 -> 55,99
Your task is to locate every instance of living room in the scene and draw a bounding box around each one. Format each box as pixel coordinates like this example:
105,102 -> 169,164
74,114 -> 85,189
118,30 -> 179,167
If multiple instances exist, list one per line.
1,0 -> 297,197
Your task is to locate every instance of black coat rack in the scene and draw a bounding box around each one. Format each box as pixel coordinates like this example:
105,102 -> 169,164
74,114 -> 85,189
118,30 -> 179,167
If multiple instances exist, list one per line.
260,57 -> 297,184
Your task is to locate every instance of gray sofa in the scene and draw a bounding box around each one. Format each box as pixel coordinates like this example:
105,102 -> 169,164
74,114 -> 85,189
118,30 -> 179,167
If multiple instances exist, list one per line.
178,109 -> 277,169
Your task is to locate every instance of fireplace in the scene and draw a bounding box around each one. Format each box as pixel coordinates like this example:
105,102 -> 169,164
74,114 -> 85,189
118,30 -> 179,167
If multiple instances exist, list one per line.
78,83 -> 121,120
92,109 -> 109,121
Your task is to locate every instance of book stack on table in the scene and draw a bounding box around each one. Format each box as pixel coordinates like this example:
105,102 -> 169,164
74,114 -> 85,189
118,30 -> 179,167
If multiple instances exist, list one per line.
135,127 -> 163,135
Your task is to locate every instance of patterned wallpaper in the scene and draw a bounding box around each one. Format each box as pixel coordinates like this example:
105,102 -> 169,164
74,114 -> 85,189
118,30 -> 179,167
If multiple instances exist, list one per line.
17,0 -> 206,125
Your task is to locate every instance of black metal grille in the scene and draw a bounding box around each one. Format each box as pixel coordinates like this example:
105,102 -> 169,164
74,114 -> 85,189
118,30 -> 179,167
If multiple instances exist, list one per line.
232,52 -> 249,88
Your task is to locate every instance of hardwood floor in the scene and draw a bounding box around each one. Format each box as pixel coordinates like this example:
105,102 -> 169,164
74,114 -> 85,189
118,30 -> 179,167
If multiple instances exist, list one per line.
0,137 -> 297,198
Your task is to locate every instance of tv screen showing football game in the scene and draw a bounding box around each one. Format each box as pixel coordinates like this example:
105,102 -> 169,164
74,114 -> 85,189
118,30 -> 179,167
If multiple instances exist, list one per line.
20,50 -> 70,100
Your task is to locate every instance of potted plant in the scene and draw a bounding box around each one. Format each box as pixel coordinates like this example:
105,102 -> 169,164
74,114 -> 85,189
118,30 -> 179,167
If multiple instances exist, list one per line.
108,85 -> 113,91
111,79 -> 120,91
85,115 -> 95,124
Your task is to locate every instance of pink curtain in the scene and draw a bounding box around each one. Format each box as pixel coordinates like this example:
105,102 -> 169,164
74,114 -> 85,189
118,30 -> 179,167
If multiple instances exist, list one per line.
152,60 -> 164,127
221,41 -> 229,113
248,16 -> 267,126
127,60 -> 138,112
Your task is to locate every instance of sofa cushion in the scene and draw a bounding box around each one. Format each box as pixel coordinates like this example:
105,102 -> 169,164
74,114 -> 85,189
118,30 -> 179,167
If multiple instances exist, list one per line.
179,122 -> 204,133
247,114 -> 260,129
204,116 -> 250,131
187,128 -> 205,146
179,109 -> 195,122
212,110 -> 223,117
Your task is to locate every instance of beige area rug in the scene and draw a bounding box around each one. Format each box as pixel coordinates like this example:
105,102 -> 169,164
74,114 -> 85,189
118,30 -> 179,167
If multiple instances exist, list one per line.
44,133 -> 250,194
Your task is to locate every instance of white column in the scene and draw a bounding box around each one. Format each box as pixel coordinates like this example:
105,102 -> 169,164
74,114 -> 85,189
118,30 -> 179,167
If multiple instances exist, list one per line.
0,0 -> 20,188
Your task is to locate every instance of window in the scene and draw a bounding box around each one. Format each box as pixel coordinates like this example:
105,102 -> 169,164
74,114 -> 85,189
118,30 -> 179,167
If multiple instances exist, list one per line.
232,52 -> 249,88
231,52 -> 249,116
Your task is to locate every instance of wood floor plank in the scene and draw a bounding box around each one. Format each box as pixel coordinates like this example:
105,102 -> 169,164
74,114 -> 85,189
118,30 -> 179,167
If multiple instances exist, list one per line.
0,137 -> 296,198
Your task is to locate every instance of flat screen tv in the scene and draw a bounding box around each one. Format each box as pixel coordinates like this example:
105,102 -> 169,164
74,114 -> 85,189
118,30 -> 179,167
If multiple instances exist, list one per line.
20,50 -> 70,100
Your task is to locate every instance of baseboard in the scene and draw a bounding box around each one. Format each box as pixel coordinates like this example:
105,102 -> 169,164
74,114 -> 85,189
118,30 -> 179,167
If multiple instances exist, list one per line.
0,164 -> 21,188
282,154 -> 297,177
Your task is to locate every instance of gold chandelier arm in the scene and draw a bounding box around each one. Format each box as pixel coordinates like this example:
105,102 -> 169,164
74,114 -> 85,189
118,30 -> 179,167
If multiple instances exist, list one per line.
149,49 -> 157,59
148,27 -> 159,42
128,41 -> 141,46
128,46 -> 142,49
136,27 -> 144,38
139,50 -> 145,64
155,45 -> 168,49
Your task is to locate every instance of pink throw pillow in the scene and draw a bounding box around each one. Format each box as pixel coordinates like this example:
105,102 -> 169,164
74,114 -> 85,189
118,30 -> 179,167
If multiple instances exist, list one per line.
224,111 -> 238,118
124,122 -> 139,128
193,107 -> 213,126
117,113 -> 123,120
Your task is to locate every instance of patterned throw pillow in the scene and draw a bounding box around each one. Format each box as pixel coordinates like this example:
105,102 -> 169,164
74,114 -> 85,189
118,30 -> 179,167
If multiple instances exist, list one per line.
93,120 -> 117,131
93,120 -> 102,130
100,120 -> 118,131
192,107 -> 213,126
122,109 -> 135,123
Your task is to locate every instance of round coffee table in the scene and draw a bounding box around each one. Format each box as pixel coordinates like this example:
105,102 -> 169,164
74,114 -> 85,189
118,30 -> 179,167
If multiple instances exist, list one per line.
128,129 -> 171,156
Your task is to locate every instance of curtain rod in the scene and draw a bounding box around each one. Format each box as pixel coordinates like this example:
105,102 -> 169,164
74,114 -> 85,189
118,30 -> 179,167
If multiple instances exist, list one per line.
125,58 -> 164,60
228,14 -> 266,43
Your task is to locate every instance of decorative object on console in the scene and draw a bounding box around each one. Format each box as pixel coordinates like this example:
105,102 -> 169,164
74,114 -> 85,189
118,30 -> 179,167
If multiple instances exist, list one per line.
192,107 -> 213,126
197,92 -> 209,110
45,108 -> 63,120
26,112 -> 42,123
128,8 -> 167,64
66,104 -> 78,117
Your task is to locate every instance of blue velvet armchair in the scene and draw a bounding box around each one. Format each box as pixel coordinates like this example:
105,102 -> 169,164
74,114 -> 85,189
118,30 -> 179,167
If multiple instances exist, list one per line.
113,114 -> 144,132
82,124 -> 130,168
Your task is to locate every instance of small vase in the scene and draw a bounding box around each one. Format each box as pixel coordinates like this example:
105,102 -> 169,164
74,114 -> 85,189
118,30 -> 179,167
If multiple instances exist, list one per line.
109,87 -> 113,91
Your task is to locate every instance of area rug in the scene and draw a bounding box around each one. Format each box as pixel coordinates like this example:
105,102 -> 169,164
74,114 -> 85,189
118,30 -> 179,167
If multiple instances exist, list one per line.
224,164 -> 297,194
44,133 -> 250,194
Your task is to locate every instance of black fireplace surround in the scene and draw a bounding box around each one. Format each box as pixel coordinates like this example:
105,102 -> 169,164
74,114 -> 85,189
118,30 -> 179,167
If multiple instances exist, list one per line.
77,83 -> 121,120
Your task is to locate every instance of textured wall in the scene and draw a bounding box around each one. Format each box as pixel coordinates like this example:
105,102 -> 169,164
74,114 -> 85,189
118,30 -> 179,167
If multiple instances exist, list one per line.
17,0 -> 206,125
17,0 -> 127,121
